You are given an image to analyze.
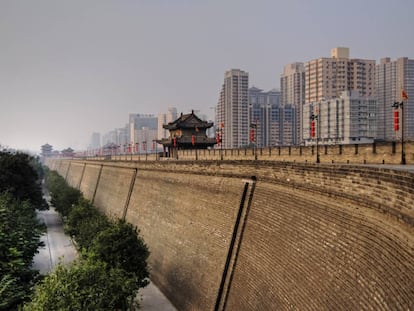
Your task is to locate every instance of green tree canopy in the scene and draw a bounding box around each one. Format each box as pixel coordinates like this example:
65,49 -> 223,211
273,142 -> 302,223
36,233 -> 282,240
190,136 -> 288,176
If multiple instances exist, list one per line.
23,258 -> 140,311
65,199 -> 110,250
44,171 -> 81,217
89,220 -> 150,288
0,152 -> 47,210
0,193 -> 44,310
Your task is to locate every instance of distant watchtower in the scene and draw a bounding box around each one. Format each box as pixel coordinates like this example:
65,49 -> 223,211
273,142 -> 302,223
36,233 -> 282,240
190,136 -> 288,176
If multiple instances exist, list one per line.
40,143 -> 53,157
157,110 -> 216,157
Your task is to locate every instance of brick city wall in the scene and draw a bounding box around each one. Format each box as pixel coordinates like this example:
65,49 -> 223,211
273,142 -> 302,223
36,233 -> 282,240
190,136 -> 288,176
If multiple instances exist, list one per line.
46,158 -> 414,310
173,140 -> 414,164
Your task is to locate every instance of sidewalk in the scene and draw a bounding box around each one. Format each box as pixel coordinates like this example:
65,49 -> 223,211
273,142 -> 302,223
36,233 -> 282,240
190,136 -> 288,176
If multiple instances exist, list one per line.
33,200 -> 176,310
33,207 -> 77,274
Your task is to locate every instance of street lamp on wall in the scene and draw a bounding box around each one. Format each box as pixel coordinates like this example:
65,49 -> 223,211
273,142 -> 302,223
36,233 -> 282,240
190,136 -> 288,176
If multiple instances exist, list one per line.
250,120 -> 258,160
392,101 -> 406,165
216,123 -> 224,160
310,113 -> 320,163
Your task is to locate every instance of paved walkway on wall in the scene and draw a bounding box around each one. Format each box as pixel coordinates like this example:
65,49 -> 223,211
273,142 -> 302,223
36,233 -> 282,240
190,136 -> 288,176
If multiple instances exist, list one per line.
33,197 -> 176,310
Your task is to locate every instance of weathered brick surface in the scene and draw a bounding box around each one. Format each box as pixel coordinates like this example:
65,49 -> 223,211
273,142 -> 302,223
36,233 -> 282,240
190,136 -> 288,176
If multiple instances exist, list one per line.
65,162 -> 84,189
225,182 -> 414,310
56,160 -> 70,176
46,159 -> 414,310
93,165 -> 135,219
126,170 -> 245,310
79,163 -> 101,201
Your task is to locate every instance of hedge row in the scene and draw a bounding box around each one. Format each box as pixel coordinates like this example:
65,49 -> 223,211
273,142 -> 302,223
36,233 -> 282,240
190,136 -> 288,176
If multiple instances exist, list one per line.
25,170 -> 149,310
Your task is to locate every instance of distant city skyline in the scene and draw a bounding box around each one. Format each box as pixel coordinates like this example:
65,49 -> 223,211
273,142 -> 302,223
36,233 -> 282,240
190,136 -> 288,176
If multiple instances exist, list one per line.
1,0 -> 413,152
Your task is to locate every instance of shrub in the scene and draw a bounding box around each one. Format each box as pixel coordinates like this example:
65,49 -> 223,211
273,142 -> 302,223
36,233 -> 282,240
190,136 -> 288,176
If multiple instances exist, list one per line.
89,220 -> 150,288
23,258 -> 140,311
65,199 -> 110,250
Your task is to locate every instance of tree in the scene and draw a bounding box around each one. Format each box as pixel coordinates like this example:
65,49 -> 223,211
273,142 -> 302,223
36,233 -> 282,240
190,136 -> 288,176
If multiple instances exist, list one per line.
0,152 -> 47,210
0,152 -> 46,309
45,171 -> 81,217
65,199 -> 110,250
89,220 -> 150,288
0,193 -> 44,310
23,258 -> 140,311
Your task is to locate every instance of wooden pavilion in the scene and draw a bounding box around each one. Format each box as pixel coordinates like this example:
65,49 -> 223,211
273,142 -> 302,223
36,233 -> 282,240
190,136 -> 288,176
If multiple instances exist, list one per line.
157,110 -> 216,157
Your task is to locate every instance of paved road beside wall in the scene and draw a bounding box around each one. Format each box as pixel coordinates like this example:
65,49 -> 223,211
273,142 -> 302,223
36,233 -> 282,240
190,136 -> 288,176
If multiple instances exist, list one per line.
32,207 -> 77,274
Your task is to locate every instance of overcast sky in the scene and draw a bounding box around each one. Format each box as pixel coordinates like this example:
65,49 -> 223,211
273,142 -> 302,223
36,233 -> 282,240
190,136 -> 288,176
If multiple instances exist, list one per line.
1,0 -> 413,153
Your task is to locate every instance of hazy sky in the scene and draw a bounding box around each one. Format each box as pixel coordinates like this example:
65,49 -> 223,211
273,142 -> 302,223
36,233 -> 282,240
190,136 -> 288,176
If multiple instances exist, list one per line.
1,0 -> 413,153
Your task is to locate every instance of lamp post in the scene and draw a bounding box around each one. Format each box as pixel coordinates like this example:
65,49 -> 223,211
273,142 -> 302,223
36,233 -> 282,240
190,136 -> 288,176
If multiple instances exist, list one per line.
310,113 -> 320,163
216,123 -> 224,160
250,120 -> 258,160
152,140 -> 157,160
142,141 -> 147,160
392,101 -> 406,165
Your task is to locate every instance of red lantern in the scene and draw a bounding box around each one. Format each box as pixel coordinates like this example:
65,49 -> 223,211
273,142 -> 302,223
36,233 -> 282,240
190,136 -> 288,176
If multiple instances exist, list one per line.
311,120 -> 315,138
394,110 -> 399,131
250,128 -> 255,142
191,135 -> 195,146
173,137 -> 177,147
216,133 -> 221,145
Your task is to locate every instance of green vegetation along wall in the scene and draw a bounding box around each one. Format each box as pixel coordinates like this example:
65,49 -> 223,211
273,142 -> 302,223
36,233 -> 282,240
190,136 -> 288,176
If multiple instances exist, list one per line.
46,158 -> 414,311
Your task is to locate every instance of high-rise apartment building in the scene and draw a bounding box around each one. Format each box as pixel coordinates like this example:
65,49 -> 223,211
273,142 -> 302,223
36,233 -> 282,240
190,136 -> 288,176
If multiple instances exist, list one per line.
249,87 -> 269,147
376,57 -> 414,140
248,87 -> 294,146
102,125 -> 129,147
158,107 -> 178,139
216,69 -> 249,148
129,114 -> 158,145
305,47 -> 375,103
303,91 -> 377,145
89,132 -> 101,150
280,62 -> 305,145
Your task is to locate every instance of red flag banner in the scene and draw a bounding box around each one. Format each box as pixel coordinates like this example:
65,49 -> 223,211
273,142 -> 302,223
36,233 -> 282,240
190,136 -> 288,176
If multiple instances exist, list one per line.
402,90 -> 408,100
394,111 -> 399,131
